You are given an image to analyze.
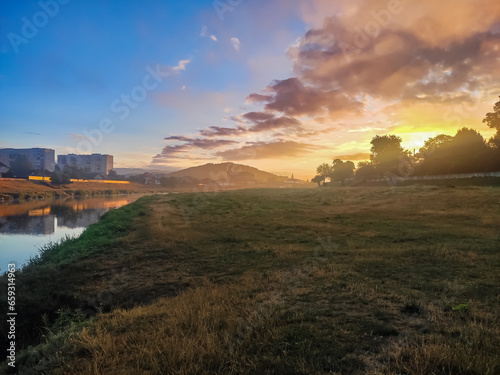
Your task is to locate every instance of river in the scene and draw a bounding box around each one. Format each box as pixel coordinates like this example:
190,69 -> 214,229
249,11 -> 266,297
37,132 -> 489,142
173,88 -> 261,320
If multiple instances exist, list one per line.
0,195 -> 144,272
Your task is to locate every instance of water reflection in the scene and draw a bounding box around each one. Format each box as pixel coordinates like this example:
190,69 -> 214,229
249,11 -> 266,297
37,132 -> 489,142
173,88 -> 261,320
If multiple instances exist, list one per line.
0,196 -> 143,270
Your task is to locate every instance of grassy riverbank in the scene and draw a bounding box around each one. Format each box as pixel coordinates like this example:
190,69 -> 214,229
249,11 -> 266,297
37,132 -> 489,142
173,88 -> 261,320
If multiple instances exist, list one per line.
2,186 -> 499,374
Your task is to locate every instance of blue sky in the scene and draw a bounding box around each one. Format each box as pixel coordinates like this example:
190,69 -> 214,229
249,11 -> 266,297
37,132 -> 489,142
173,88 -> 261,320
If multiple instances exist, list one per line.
0,1 -> 305,169
1,0 -> 499,178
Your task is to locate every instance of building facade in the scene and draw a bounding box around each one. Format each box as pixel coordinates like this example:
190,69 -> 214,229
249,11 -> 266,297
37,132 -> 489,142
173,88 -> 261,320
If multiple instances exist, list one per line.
57,154 -> 113,174
0,148 -> 56,172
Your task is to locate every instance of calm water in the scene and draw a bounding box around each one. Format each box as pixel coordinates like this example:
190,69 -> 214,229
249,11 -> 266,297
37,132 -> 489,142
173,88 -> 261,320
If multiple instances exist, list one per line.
0,195 -> 144,271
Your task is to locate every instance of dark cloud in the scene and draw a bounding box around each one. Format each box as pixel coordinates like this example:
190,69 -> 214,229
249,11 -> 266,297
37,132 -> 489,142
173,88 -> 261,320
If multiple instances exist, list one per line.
242,111 -> 275,122
247,77 -> 363,117
152,145 -> 190,161
199,115 -> 302,137
215,140 -> 315,160
200,126 -> 246,137
153,137 -> 239,161
164,136 -> 192,142
250,116 -> 302,133
246,93 -> 273,103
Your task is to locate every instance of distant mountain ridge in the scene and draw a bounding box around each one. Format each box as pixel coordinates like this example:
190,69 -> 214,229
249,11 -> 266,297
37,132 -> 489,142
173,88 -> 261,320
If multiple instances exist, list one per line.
166,162 -> 288,182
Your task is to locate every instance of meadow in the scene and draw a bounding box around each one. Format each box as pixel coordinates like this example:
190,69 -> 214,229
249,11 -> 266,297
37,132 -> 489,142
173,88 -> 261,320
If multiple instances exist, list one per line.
1,185 -> 499,374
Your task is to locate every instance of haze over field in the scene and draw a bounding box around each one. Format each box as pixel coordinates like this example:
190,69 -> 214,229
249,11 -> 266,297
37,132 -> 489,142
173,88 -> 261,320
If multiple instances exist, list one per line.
1,0 -> 499,178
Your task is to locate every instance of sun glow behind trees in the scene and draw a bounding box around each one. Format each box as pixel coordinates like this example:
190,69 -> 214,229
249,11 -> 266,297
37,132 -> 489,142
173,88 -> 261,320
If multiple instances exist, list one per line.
313,97 -> 500,182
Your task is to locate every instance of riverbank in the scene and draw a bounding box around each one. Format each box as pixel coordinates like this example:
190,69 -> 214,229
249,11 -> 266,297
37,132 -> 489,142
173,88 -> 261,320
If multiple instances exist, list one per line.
0,179 -> 165,203
1,186 -> 499,374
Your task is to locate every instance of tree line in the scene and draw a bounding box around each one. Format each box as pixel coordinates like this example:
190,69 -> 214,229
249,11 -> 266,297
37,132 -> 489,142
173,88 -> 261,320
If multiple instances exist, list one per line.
313,97 -> 500,185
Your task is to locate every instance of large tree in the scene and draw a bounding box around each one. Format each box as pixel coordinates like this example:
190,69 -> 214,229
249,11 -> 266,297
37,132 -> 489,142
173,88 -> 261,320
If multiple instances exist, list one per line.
449,128 -> 489,173
416,134 -> 453,175
417,128 -> 491,175
316,163 -> 333,184
417,134 -> 453,157
483,96 -> 500,147
331,159 -> 355,185
370,135 -> 409,176
311,175 -> 324,187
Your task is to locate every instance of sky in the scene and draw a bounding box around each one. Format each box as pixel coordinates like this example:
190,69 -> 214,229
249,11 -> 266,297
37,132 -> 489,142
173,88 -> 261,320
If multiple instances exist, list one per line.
1,0 -> 499,179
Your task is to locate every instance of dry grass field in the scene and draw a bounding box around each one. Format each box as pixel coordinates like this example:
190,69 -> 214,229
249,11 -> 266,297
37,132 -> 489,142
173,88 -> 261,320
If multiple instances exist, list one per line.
1,186 -> 499,374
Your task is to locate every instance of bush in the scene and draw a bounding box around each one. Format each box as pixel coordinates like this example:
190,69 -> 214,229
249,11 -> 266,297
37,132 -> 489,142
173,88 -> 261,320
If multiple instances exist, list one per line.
50,173 -> 71,185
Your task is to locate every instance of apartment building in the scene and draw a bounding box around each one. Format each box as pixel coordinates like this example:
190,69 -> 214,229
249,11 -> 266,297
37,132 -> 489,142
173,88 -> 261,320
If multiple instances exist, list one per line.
0,148 -> 56,172
57,153 -> 113,174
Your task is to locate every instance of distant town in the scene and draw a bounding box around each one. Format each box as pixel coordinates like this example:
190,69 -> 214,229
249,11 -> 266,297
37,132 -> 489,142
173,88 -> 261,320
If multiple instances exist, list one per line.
0,148 -> 309,188
0,148 -> 113,179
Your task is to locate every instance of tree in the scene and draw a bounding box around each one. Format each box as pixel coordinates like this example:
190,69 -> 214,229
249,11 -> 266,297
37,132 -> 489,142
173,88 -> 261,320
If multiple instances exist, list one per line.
9,155 -> 33,178
331,159 -> 355,185
355,161 -> 377,181
416,134 -> 453,175
50,172 -> 71,185
316,163 -> 333,184
370,135 -> 409,176
311,175 -> 323,187
417,128 -> 491,175
108,170 -> 118,178
483,96 -> 500,147
448,128 -> 489,173
417,134 -> 453,158
107,169 -> 126,181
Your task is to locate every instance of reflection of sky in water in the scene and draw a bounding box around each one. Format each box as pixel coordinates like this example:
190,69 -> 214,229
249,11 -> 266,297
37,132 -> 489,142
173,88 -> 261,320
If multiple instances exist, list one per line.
0,196 -> 142,271
0,224 -> 85,272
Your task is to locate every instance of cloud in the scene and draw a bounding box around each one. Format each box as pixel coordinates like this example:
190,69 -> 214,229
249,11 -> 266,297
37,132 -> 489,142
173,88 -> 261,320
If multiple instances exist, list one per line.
249,116 -> 302,133
215,140 -> 316,160
164,136 -> 237,149
69,133 -> 89,140
246,93 -> 273,104
199,113 -> 303,137
152,145 -> 189,160
302,0 -> 500,46
200,25 -> 208,37
231,37 -> 241,51
288,1 -> 500,106
172,59 -> 191,72
210,35 -> 218,42
242,111 -> 275,122
200,126 -> 246,137
247,77 -> 363,117
153,137 -> 238,162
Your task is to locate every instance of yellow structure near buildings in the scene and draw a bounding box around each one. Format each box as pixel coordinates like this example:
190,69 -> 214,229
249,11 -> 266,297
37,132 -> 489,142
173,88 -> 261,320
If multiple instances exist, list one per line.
28,176 -> 130,184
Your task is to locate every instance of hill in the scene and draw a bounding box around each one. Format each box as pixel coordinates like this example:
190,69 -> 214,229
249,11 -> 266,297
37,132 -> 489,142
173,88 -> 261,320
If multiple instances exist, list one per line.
166,162 -> 288,183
